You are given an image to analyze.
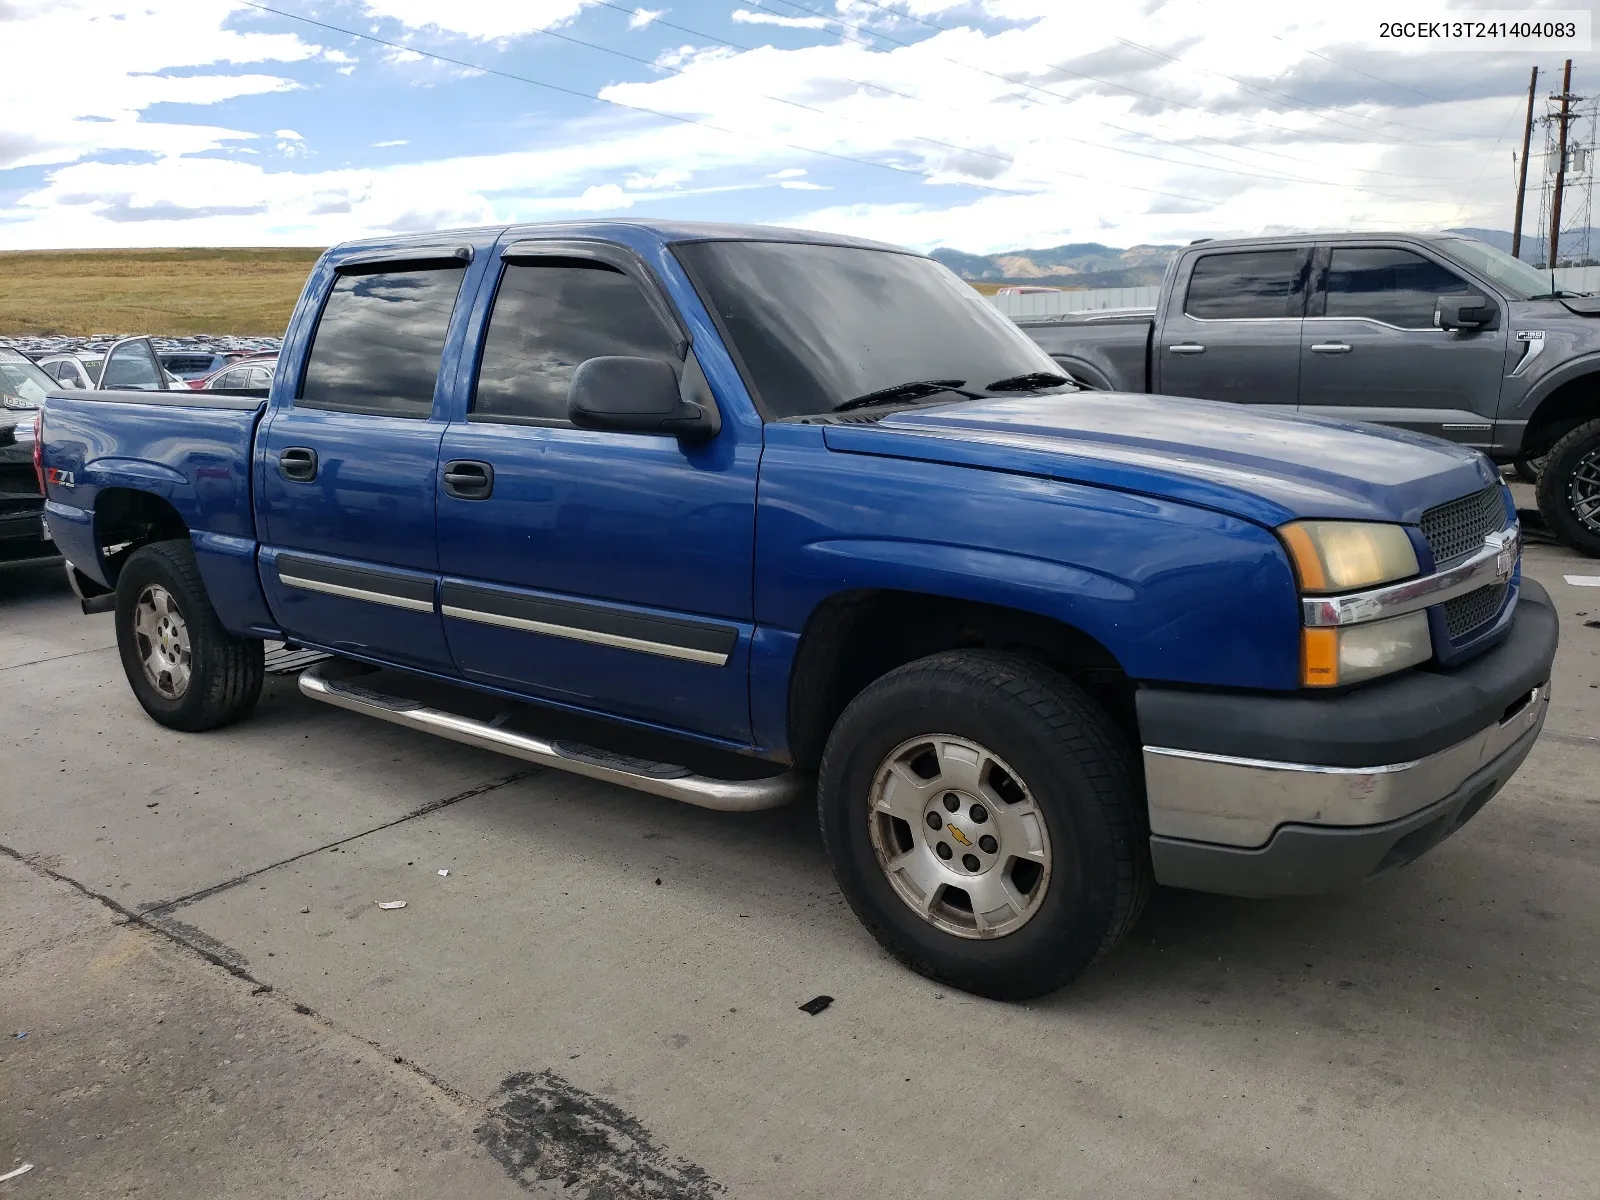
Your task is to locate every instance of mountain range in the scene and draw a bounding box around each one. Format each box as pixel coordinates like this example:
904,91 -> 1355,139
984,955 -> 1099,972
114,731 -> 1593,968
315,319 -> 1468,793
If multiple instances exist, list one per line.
931,227 -> 1599,289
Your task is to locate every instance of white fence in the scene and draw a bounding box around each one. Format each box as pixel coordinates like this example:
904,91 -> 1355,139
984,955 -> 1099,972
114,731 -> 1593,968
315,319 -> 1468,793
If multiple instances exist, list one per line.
984,265 -> 1600,323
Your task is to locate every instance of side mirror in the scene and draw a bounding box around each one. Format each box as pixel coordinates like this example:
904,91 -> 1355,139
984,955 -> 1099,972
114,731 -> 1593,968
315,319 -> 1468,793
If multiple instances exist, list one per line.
1437,294 -> 1496,331
567,355 -> 720,441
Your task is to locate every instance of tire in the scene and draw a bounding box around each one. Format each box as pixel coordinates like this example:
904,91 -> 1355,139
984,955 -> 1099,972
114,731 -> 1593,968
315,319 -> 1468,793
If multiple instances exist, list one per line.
114,539 -> 264,732
1535,418 -> 1600,558
1513,455 -> 1546,485
817,650 -> 1150,1001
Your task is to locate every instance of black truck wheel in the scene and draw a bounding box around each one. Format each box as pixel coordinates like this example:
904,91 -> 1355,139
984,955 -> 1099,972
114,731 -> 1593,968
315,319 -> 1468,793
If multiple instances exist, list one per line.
817,650 -> 1150,1001
114,539 -> 264,731
1535,418 -> 1600,558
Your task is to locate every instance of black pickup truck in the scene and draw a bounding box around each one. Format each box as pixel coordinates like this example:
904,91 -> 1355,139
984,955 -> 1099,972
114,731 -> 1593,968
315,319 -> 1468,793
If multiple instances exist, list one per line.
1022,232 -> 1600,556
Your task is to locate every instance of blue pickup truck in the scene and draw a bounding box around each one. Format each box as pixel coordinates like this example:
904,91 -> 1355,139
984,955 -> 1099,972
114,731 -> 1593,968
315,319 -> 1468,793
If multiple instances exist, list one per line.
39,221 -> 1558,999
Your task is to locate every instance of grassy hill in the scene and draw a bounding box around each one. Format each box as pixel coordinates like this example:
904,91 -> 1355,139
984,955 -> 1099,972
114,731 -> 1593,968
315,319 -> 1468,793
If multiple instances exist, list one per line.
0,247 -> 323,337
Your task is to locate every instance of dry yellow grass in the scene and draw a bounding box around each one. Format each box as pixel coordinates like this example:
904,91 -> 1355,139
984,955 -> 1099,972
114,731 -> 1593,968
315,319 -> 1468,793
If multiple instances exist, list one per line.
0,247 -> 324,337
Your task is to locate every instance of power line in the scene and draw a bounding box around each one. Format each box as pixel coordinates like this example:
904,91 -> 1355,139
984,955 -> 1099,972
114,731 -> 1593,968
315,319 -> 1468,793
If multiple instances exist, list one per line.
235,0 -> 1031,197
1267,35 -> 1450,104
238,0 -> 1257,213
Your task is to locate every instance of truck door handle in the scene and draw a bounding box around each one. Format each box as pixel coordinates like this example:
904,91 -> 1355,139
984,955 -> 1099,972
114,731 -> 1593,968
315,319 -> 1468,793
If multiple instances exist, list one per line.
442,460 -> 494,500
1310,342 -> 1352,354
278,447 -> 318,481
1168,343 -> 1206,355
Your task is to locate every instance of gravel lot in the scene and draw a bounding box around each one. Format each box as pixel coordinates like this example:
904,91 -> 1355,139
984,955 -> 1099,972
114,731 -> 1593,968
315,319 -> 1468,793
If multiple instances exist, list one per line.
2,485 -> 1597,1199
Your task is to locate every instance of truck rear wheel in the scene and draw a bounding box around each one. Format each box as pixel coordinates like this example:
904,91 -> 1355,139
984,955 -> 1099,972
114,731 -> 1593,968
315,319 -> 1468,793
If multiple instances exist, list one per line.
114,539 -> 264,732
817,650 -> 1150,1001
1535,418 -> 1600,557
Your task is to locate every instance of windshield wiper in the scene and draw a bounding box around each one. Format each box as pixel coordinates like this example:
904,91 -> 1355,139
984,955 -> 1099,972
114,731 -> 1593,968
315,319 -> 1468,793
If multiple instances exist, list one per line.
832,379 -> 982,413
984,371 -> 1075,392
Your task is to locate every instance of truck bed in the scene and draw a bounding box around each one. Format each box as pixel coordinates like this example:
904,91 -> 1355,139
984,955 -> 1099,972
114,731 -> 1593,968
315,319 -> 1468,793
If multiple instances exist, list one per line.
1020,310 -> 1154,393
40,388 -> 267,591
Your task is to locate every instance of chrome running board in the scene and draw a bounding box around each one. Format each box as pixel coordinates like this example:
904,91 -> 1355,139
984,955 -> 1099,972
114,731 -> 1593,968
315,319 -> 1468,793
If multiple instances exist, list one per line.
297,661 -> 804,812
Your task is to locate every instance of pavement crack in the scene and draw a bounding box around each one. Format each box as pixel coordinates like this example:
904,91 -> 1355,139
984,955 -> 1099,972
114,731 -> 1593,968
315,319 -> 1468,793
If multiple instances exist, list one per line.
0,840 -> 267,988
0,644 -> 116,673
140,767 -> 542,917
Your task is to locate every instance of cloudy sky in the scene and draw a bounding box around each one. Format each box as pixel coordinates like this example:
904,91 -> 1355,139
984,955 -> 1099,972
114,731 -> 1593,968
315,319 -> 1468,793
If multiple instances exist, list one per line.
1,0 -> 1594,253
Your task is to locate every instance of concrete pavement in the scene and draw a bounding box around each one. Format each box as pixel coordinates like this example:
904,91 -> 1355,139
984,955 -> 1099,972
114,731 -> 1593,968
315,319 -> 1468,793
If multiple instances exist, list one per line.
1,501 -> 1596,1198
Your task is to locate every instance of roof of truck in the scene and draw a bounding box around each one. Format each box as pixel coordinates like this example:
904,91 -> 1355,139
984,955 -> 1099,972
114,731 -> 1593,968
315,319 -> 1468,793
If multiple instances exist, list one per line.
1183,231 -> 1477,250
329,220 -> 914,257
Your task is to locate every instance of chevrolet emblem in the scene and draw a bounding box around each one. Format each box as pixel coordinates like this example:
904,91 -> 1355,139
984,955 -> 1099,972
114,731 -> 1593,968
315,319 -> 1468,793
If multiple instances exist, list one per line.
947,826 -> 972,848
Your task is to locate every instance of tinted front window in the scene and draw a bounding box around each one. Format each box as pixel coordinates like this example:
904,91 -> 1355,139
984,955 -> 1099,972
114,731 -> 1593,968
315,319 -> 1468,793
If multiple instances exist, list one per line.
675,240 -> 1061,420
1184,251 -> 1302,319
299,265 -> 465,417
1323,248 -> 1471,328
473,261 -> 677,423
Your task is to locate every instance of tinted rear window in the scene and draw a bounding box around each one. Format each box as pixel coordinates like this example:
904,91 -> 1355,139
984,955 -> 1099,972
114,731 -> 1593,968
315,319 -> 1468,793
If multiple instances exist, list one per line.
298,265 -> 465,418
1184,250 -> 1303,319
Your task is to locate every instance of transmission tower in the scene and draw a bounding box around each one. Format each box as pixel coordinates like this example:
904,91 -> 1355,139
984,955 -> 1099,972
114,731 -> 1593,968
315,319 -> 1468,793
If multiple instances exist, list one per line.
1534,70 -> 1597,267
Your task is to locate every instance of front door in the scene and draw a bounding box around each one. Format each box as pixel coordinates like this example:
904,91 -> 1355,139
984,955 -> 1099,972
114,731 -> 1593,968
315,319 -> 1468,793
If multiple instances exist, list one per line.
435,244 -> 759,743
1298,244 -> 1508,449
1154,247 -> 1308,408
257,258 -> 470,671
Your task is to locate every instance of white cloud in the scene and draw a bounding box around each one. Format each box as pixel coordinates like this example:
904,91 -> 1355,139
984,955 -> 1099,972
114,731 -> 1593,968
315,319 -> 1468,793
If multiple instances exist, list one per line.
357,0 -> 595,40
372,139 -> 410,147
625,168 -> 692,189
274,129 -> 303,140
627,7 -> 664,30
732,8 -> 832,29
0,0 -> 1577,255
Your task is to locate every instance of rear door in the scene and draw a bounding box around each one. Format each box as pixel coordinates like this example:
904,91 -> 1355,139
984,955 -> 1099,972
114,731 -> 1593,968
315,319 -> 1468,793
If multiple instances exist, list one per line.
1297,244 -> 1507,448
434,240 -> 758,742
1154,247 -> 1309,407
256,250 -> 474,672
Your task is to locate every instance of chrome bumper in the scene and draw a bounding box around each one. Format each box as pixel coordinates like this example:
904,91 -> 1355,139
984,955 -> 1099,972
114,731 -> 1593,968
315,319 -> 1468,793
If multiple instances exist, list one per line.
1142,682 -> 1549,849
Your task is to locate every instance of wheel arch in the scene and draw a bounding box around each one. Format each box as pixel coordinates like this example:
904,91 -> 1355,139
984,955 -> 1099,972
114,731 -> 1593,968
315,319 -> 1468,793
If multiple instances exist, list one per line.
785,588 -> 1135,773
92,487 -> 190,587
1521,365 -> 1600,457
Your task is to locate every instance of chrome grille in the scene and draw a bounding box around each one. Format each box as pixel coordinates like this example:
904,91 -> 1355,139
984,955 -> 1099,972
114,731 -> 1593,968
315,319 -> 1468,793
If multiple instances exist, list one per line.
1444,581 -> 1509,640
1420,486 -> 1506,566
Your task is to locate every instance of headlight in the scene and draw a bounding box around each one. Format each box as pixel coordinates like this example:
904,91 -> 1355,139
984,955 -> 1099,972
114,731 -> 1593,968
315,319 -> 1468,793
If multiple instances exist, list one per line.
1279,520 -> 1419,593
1301,611 -> 1432,688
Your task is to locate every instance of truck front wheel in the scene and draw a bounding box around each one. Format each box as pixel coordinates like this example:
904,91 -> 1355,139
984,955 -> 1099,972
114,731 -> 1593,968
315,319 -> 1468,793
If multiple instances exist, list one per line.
1536,417 -> 1600,557
114,539 -> 264,732
817,650 -> 1150,1000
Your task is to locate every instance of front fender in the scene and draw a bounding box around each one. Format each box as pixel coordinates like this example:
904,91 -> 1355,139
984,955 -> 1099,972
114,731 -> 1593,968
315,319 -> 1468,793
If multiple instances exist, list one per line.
750,424 -> 1303,754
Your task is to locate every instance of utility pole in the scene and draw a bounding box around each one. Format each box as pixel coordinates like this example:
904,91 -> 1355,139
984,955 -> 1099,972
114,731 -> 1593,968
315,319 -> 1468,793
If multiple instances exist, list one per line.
1513,66 -> 1538,260
1550,58 -> 1573,267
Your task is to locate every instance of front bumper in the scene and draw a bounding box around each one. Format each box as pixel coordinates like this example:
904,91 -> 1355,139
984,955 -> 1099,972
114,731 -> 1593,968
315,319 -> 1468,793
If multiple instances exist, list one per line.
1137,578 -> 1559,897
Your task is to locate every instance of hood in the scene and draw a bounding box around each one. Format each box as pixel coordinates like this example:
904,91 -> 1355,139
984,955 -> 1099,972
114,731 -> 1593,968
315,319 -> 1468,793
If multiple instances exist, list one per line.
820,392 -> 1498,527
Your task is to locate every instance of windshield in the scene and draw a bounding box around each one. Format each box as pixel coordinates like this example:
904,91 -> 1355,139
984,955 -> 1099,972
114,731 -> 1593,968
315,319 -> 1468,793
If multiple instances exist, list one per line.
674,240 -> 1064,420
1435,237 -> 1563,300
0,352 -> 56,409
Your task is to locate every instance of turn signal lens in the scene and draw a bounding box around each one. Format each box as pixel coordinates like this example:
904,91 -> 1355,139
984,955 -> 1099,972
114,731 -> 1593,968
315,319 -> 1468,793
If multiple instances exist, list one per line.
1279,520 -> 1419,594
1301,612 -> 1432,688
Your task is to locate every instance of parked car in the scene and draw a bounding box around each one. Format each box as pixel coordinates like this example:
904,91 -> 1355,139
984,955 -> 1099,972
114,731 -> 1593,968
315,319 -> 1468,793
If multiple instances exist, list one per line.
39,222 -> 1557,999
36,352 -> 105,390
0,348 -> 59,567
1021,232 -> 1600,556
189,355 -> 277,392
160,350 -> 246,382
994,285 -> 1062,295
